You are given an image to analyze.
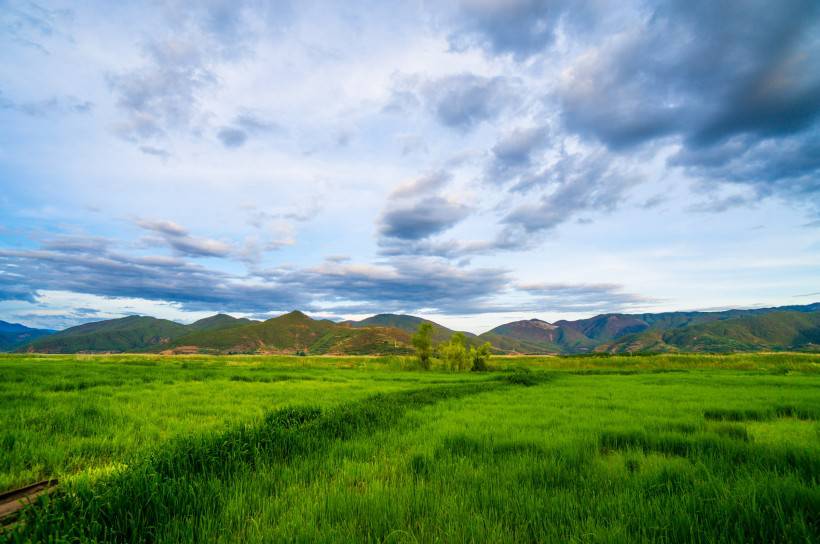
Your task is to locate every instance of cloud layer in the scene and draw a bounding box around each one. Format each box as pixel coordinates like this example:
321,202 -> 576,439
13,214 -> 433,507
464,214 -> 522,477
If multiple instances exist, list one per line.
1,0 -> 818,329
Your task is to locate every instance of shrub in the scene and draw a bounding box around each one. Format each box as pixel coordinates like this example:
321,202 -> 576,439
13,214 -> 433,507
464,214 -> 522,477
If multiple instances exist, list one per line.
412,323 -> 433,370
470,342 -> 492,371
440,333 -> 470,370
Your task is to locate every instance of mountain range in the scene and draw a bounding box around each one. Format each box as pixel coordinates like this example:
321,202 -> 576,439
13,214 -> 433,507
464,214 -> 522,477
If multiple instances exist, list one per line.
0,321 -> 55,351
5,302 -> 820,355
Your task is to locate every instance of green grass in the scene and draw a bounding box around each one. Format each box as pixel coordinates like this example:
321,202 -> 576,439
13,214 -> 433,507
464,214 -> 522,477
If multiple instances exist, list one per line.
1,353 -> 818,542
0,353 -> 471,492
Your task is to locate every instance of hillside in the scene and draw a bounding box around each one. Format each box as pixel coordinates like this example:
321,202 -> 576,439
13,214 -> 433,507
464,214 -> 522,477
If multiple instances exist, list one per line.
11,302 -> 820,355
345,314 -> 478,345
603,310 -> 820,353
0,321 -> 54,351
479,319 -> 597,354
482,303 -> 820,354
19,313 -> 253,354
21,316 -> 190,353
187,314 -> 257,332
163,311 -> 414,355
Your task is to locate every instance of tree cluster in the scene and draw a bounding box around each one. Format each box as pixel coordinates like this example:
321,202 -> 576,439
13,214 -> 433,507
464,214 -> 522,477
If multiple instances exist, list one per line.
411,323 -> 491,371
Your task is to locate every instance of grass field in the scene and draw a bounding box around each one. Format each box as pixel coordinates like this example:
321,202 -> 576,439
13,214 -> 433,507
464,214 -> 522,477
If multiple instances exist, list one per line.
1,353 -> 818,542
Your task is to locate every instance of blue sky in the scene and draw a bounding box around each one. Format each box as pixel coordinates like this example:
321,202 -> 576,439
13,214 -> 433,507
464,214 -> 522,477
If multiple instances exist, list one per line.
1,0 -> 819,333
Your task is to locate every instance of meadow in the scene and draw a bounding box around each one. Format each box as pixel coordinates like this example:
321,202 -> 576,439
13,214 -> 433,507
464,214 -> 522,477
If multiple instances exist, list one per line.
1,353 -> 818,542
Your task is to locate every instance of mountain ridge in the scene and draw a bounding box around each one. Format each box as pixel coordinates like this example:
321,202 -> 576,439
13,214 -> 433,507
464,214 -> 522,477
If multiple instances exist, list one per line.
0,320 -> 55,352
7,302 -> 820,355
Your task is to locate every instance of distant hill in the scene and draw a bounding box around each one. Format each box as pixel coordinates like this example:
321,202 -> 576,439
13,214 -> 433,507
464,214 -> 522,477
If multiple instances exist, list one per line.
11,302 -> 820,355
479,303 -> 820,354
344,314 -> 479,345
0,321 -> 54,352
164,311 -> 413,355
21,316 -> 191,353
603,310 -> 820,353
479,319 -> 596,354
18,313 -> 254,354
187,314 -> 257,332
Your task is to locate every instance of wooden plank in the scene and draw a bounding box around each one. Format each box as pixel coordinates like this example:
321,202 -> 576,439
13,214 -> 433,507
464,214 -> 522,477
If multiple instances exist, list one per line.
0,479 -> 58,524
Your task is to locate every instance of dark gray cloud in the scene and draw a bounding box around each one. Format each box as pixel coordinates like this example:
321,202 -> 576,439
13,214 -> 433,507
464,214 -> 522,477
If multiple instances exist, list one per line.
379,197 -> 470,240
0,239 -> 511,316
0,244 -> 298,313
377,171 -> 511,258
424,73 -> 518,130
378,171 -> 471,243
217,127 -> 247,147
485,125 -> 551,184
669,131 -> 820,213
217,112 -> 279,148
264,258 -> 510,315
492,126 -> 549,168
557,1 -> 820,149
378,143 -> 638,259
139,145 -> 171,159
503,149 -> 638,232
641,195 -> 666,210
386,73 -> 518,130
550,0 -> 820,216
0,271 -> 36,303
447,0 -> 583,60
444,0 -> 820,214
137,219 -> 233,258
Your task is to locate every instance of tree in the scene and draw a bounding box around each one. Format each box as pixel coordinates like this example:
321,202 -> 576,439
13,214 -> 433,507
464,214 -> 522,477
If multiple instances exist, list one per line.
412,322 -> 434,369
441,332 -> 470,371
470,342 -> 492,371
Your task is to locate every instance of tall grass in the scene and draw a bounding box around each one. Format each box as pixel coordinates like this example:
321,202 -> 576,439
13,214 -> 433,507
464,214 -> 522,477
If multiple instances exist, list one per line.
1,353 -> 818,542
0,354 -> 480,492
7,383 -> 498,542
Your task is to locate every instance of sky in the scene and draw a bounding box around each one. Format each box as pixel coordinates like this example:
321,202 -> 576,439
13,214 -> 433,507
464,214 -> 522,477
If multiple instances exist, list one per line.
1,0 -> 819,334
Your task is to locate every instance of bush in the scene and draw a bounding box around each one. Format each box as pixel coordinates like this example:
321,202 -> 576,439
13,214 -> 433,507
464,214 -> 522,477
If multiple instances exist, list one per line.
412,323 -> 433,370
440,333 -> 470,370
471,342 -> 492,371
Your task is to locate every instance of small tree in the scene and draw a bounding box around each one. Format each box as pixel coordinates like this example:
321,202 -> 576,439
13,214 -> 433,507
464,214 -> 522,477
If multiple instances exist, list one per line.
441,332 -> 470,371
470,342 -> 492,371
412,322 -> 433,369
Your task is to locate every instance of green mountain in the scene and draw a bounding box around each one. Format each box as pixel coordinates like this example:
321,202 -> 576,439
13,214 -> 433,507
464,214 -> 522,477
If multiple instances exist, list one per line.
479,319 -> 596,354
603,310 -> 820,353
482,303 -> 820,354
345,314 -> 478,345
553,314 -> 652,343
13,302 -> 820,355
162,311 -> 413,355
18,313 -> 254,354
187,314 -> 256,332
0,321 -> 54,352
21,316 -> 190,353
